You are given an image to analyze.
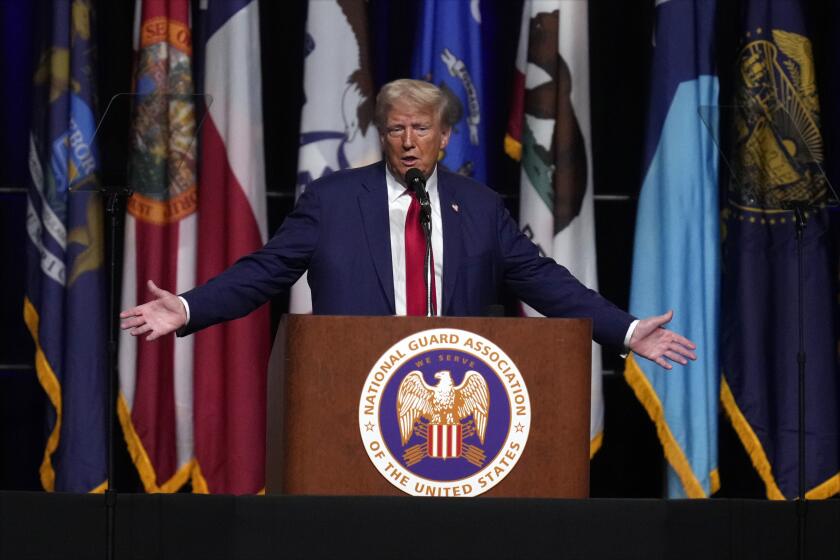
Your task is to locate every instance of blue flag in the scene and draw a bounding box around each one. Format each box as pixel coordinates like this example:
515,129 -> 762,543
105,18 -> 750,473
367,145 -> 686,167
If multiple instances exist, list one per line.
411,0 -> 488,183
721,0 -> 840,499
23,0 -> 108,493
625,0 -> 720,498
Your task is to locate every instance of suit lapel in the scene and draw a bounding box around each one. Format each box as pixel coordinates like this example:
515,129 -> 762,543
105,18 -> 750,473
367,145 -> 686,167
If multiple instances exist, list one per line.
358,163 -> 396,314
438,172 -> 463,315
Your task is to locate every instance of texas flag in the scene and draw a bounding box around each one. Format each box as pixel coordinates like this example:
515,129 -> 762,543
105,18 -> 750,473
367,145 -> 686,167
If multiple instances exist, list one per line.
193,0 -> 269,494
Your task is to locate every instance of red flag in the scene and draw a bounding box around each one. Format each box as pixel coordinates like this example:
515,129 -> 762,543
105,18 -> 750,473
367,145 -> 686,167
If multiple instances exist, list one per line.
192,0 -> 269,494
118,0 -> 197,492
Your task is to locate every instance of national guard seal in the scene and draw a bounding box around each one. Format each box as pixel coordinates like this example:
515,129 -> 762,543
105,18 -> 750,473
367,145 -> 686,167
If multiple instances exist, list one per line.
359,328 -> 531,497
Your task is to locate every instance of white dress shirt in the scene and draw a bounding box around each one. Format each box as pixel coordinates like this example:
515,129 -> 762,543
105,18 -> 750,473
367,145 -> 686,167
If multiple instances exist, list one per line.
386,165 -> 443,316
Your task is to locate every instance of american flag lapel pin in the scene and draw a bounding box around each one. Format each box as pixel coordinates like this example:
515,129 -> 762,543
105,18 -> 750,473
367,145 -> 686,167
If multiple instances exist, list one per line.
451,202 -> 459,213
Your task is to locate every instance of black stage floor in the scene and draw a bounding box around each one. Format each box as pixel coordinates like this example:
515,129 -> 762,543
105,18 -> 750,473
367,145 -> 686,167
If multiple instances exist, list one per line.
1,492 -> 839,559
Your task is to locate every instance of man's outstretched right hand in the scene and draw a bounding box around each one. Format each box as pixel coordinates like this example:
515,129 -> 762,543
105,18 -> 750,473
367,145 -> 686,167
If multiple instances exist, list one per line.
120,280 -> 187,341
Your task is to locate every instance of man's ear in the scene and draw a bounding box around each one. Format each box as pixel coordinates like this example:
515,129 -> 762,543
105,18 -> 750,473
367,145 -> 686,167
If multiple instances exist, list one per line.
440,127 -> 452,149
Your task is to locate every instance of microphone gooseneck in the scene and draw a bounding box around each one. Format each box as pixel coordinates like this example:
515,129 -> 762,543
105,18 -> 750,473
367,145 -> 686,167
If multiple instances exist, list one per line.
405,168 -> 434,316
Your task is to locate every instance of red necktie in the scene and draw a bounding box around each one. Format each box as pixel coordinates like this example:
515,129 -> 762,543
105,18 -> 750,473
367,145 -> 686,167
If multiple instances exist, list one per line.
405,191 -> 436,316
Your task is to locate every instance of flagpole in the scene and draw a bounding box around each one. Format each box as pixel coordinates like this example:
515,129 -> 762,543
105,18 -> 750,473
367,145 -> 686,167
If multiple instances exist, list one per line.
793,205 -> 807,560
104,187 -> 131,560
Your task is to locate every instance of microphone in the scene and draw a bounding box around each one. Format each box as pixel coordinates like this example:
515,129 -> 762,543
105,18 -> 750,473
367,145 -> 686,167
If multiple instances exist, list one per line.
405,168 -> 431,225
405,168 -> 434,316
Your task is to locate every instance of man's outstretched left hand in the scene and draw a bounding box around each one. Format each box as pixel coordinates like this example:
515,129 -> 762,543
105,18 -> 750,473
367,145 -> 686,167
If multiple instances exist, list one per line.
629,310 -> 697,370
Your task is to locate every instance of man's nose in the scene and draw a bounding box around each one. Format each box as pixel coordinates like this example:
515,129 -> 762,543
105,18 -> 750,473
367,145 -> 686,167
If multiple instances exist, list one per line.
401,129 -> 415,148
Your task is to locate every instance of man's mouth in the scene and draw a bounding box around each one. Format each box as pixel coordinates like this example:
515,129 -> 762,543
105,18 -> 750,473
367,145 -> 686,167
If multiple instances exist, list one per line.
401,156 -> 419,166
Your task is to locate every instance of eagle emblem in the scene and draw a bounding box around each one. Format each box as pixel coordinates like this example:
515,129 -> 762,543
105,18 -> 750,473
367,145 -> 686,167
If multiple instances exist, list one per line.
397,370 -> 489,466
732,29 -> 826,210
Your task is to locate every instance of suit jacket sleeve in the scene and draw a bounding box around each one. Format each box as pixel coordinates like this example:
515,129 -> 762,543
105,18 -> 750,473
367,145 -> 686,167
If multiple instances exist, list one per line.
178,186 -> 322,335
494,195 -> 635,347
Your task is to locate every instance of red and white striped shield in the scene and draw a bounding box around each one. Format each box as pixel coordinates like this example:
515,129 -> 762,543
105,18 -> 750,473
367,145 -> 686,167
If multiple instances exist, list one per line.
427,424 -> 463,459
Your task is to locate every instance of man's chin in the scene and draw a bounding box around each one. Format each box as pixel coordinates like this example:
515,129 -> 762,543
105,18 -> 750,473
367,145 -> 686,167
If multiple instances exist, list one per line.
392,164 -> 413,179
387,161 -> 432,182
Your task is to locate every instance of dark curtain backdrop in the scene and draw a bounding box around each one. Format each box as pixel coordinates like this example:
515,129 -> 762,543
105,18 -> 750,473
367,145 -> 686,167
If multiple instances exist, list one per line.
2,0 -> 837,497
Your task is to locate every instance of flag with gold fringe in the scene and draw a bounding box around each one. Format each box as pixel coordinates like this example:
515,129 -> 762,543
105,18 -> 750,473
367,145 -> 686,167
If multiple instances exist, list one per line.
23,0 -> 108,493
118,0 -> 197,493
625,0 -> 720,498
720,0 -> 840,500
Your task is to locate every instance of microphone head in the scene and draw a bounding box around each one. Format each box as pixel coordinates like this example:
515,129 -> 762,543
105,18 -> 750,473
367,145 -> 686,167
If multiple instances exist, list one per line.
405,168 -> 431,224
405,168 -> 425,189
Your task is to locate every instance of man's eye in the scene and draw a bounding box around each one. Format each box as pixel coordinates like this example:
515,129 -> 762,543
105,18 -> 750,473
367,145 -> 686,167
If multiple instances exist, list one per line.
388,127 -> 404,137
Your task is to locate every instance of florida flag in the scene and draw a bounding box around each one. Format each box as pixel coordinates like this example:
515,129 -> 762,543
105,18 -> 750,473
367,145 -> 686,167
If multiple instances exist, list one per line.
119,0 -> 198,493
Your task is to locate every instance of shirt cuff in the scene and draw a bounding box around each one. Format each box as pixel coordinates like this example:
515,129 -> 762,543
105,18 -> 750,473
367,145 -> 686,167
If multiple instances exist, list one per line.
623,319 -> 639,349
178,296 -> 191,325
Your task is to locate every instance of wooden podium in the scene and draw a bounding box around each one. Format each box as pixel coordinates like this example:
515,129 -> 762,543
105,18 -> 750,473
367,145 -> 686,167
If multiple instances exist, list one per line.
265,315 -> 592,498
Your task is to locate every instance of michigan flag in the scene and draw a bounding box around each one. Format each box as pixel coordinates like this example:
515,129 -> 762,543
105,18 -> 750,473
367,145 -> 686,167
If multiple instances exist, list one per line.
721,0 -> 840,500
411,0 -> 488,183
505,0 -> 603,457
625,0 -> 720,498
24,0 -> 108,493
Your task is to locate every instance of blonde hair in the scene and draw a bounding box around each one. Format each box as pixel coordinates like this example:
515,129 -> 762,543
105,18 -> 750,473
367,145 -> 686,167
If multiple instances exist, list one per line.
374,79 -> 458,131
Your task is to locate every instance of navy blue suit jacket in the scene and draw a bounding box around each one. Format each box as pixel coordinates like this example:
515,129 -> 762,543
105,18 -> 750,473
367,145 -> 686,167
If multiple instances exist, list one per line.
181,162 -> 634,346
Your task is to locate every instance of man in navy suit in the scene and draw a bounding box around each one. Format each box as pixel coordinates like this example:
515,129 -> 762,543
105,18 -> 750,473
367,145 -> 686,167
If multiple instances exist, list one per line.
121,79 -> 695,370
